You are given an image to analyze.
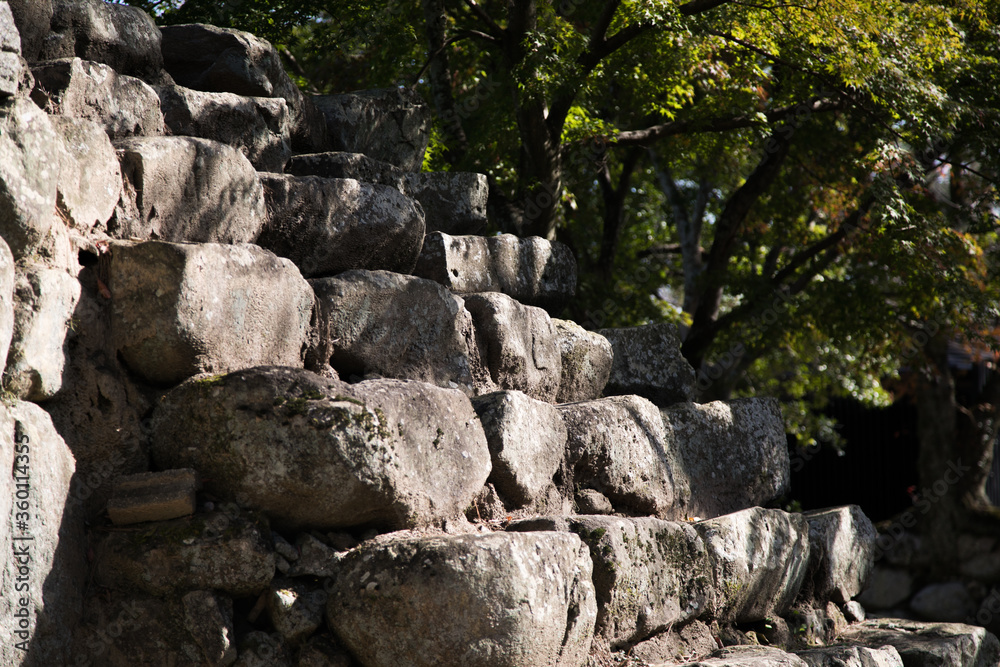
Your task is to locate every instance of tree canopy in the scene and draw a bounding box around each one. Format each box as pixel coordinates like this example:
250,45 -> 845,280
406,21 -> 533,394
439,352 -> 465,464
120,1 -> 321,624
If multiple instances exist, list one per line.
130,0 -> 1000,455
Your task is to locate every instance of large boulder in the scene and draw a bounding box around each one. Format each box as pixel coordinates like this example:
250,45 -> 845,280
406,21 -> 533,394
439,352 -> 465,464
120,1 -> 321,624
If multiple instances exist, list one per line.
258,174 -> 425,278
510,516 -> 714,648
472,390 -> 567,507
109,241 -> 313,385
112,136 -> 266,242
94,504 -> 275,596
693,507 -> 812,623
313,88 -> 429,171
557,394 -> 688,519
796,645 -> 903,667
156,84 -> 291,172
413,232 -> 577,309
552,319 -> 613,403
801,505 -> 877,604
286,151 -> 405,187
150,367 -> 492,531
0,98 -> 71,259
40,0 -> 168,84
325,531 -> 596,667
597,322 -> 696,406
50,116 -> 122,233
31,58 -> 165,139
159,23 -> 326,151
839,618 -> 1000,667
680,645 -> 811,666
0,0 -> 22,98
4,263 -> 81,400
0,401 -> 84,666
308,270 -> 491,394
464,292 -> 562,402
403,172 -> 489,235
661,398 -> 790,519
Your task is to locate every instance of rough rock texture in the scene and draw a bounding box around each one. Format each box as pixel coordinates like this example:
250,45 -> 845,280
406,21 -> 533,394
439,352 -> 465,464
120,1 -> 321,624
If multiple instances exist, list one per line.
325,531 -> 597,667
413,232 -> 577,309
509,516 -> 713,648
464,292 -> 562,402
150,367 -> 492,530
403,172 -> 489,235
801,505 -> 877,604
0,97 -> 70,259
31,58 -> 165,139
159,23 -> 326,151
0,0 -> 22,97
183,591 -> 237,666
258,174 -> 425,278
694,507 -> 812,623
106,468 -> 198,525
796,644 -> 903,667
157,84 -> 290,172
112,136 -> 266,242
109,241 -> 313,385
673,645 -> 810,666
267,579 -> 327,645
557,394 -> 688,519
40,0 -> 168,84
598,323 -> 696,406
839,619 -> 1000,667
4,263 -> 82,400
7,0 -> 52,62
50,116 -> 122,232
630,620 -> 717,664
471,390 -> 567,507
857,567 -> 914,610
94,504 -> 275,596
660,398 -> 790,519
552,318 -> 613,403
0,236 -> 14,370
286,151 -> 405,187
308,270 -> 490,393
313,88 -> 429,171
0,401 -> 84,667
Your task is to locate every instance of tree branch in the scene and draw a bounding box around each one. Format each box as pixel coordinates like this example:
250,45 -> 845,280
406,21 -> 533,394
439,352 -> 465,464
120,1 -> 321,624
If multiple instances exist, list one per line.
678,0 -> 733,14
461,0 -> 503,39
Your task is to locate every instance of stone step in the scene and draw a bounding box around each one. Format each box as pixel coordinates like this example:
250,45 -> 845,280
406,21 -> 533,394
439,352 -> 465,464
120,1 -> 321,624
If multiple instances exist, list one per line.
156,83 -> 291,172
413,230 -> 576,309
106,468 -> 199,525
598,322 -> 697,407
109,241 -> 313,385
312,88 -> 429,172
552,318 -> 613,403
149,366 -> 491,531
257,173 -> 425,278
324,530 -> 596,667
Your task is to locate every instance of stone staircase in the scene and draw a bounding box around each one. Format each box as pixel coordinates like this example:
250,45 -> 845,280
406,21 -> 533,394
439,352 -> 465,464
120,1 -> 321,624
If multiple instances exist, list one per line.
1,2 -> 998,666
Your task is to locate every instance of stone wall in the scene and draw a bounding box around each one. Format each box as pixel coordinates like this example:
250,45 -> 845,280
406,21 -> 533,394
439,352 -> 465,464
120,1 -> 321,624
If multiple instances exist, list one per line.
0,2 -> 997,666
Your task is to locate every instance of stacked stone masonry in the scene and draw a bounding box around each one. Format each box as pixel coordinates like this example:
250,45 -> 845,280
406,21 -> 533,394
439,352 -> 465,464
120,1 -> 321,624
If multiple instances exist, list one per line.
0,3 -> 996,667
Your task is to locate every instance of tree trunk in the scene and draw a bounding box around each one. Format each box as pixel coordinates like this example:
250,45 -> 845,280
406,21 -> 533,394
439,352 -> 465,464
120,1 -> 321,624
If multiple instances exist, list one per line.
421,0 -> 467,165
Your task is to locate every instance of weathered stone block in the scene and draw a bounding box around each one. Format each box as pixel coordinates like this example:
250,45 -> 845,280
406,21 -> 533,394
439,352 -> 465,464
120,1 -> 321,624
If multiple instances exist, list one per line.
325,531 -> 596,667
157,84 -> 291,172
95,505 -> 275,596
414,232 -> 577,309
183,591 -> 237,667
40,0 -> 168,84
159,23 -> 326,151
32,58 -> 165,139
4,263 -> 81,400
464,292 -> 562,402
839,618 -> 1000,667
509,516 -> 714,647
598,322 -> 696,406
7,0 -> 51,62
0,237 -> 13,375
285,151 -> 405,187
682,645 -> 810,666
796,644 -> 903,667
661,398 -> 789,519
313,87 -> 429,171
267,579 -> 327,645
112,136 -> 266,242
557,394 -> 688,518
150,367 -> 491,531
694,507 -> 812,623
258,174 -> 425,278
109,241 -> 313,385
308,270 -> 490,394
801,505 -> 877,604
107,468 -> 198,526
50,116 -> 122,232
472,390 -> 567,507
553,318 -> 613,403
403,172 -> 488,235
0,1 -> 22,97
